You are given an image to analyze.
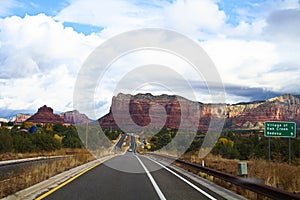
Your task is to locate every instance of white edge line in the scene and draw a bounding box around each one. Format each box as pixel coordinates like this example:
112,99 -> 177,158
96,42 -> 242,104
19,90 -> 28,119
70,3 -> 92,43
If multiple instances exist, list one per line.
144,156 -> 217,200
135,155 -> 166,200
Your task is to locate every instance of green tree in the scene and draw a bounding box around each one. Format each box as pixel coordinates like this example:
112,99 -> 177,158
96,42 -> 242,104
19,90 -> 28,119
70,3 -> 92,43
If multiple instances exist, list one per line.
62,126 -> 83,148
13,133 -> 35,153
33,132 -> 61,151
53,124 -> 68,134
0,128 -> 13,152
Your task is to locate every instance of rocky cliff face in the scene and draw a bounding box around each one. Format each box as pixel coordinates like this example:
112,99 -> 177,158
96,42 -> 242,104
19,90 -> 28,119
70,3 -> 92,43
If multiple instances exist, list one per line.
227,94 -> 300,128
15,113 -> 32,123
98,93 -> 300,132
59,110 -> 90,124
26,105 -> 64,124
99,93 -> 224,132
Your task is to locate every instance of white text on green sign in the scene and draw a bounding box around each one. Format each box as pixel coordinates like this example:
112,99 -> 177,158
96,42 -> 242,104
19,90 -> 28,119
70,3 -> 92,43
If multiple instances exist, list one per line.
264,121 -> 296,138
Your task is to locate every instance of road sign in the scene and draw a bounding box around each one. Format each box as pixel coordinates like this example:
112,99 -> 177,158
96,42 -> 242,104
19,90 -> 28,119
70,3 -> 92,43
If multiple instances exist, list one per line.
264,121 -> 296,138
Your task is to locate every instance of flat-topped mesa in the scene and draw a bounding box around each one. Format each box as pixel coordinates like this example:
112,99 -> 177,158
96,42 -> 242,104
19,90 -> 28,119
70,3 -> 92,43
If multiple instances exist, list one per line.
99,93 -> 300,132
26,105 -> 64,124
99,93 -> 223,132
115,93 -> 187,101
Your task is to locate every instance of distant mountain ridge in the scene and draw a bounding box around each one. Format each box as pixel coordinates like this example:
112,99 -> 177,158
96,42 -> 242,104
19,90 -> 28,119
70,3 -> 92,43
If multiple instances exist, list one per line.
98,93 -> 300,131
227,94 -> 300,128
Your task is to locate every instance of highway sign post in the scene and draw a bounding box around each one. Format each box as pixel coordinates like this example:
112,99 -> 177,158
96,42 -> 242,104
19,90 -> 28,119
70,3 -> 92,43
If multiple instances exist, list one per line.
264,121 -> 297,164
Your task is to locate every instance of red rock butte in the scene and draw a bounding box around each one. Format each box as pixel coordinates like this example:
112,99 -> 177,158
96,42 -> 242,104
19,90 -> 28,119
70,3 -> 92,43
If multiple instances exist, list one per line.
98,93 -> 300,132
26,105 -> 64,124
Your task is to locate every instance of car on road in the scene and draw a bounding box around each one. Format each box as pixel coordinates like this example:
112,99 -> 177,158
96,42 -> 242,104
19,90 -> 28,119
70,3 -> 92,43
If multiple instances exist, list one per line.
128,149 -> 133,152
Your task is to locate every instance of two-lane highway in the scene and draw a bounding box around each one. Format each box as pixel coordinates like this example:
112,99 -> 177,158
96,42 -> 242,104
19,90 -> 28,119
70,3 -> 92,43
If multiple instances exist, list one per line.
128,135 -> 137,153
37,152 -> 229,200
114,133 -> 126,151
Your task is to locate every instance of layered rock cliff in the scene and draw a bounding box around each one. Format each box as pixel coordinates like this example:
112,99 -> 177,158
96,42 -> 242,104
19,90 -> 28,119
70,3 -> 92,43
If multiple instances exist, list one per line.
98,93 -> 300,132
228,94 -> 300,128
15,113 -> 32,123
59,110 -> 90,124
99,93 -> 224,132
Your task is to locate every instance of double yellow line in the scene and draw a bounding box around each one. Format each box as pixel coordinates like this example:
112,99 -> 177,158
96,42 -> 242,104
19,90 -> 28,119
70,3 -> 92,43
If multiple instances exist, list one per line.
36,161 -> 104,200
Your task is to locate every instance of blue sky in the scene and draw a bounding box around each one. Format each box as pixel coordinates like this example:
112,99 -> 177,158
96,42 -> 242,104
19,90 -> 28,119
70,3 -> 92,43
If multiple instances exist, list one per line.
218,0 -> 262,25
0,0 -> 300,117
1,0 -> 104,35
2,0 -> 68,17
1,0 -> 279,34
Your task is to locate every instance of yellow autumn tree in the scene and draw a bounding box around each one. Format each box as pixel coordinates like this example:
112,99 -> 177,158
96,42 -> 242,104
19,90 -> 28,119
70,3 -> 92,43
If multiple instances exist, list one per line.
213,137 -> 239,159
218,137 -> 234,147
44,123 -> 53,131
54,134 -> 63,143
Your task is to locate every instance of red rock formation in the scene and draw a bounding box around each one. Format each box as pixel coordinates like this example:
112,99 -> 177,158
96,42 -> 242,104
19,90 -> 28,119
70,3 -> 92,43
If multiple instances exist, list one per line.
228,94 -> 300,128
26,105 -> 64,124
99,93 -> 300,132
98,93 -> 224,132
59,110 -> 90,124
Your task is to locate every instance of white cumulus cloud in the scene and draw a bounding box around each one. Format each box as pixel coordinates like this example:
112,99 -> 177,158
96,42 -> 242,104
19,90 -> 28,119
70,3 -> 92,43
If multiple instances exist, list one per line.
0,14 -> 102,112
0,0 -> 300,117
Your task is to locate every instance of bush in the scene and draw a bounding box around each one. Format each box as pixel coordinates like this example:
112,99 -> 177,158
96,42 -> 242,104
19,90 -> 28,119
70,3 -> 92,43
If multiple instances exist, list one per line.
33,132 -> 61,151
62,126 -> 83,148
0,128 -> 13,152
149,130 -> 173,151
13,133 -> 35,153
53,124 -> 67,134
212,137 -> 240,159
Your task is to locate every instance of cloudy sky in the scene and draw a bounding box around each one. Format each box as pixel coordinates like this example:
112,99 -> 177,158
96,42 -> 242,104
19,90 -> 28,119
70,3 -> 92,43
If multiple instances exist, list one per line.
0,0 -> 299,118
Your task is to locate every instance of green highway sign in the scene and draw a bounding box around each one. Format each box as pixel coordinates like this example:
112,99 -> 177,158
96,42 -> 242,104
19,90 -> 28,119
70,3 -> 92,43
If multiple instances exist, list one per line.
264,121 -> 296,138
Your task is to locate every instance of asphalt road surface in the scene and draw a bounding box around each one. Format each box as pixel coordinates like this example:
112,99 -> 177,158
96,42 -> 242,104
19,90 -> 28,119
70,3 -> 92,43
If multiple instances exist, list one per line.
39,152 -> 228,200
128,135 -> 137,153
114,133 -> 126,151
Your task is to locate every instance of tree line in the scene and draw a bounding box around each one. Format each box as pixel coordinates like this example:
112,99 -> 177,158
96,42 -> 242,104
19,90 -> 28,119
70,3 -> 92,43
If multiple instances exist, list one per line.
147,129 -> 300,162
0,123 -> 83,153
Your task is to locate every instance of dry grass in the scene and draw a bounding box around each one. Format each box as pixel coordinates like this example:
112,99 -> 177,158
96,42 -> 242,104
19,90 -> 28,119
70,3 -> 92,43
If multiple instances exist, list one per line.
0,148 -> 91,161
180,153 -> 300,199
0,148 -> 111,198
248,159 -> 300,192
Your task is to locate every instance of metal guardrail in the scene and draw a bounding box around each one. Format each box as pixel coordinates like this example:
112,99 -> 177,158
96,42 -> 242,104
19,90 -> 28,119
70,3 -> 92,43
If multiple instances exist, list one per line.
0,155 -> 73,166
150,153 -> 300,200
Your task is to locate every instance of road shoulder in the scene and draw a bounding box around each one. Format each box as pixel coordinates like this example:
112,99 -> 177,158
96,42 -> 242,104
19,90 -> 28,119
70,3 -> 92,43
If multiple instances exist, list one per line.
2,155 -> 116,200
147,155 -> 246,200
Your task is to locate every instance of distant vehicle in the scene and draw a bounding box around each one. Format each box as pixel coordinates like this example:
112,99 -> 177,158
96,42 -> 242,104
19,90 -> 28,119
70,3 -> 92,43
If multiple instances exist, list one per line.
128,149 -> 133,152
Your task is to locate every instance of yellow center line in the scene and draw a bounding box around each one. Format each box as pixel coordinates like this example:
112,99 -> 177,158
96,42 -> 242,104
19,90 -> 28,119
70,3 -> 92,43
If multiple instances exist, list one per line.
35,161 -> 104,200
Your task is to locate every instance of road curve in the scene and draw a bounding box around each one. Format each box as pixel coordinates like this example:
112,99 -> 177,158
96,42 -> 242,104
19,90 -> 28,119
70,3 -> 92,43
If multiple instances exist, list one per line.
37,152 -> 232,200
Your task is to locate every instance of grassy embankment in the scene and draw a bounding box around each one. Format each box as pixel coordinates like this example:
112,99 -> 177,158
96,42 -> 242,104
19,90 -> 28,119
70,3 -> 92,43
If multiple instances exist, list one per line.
0,148 -> 115,198
179,153 -> 300,199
